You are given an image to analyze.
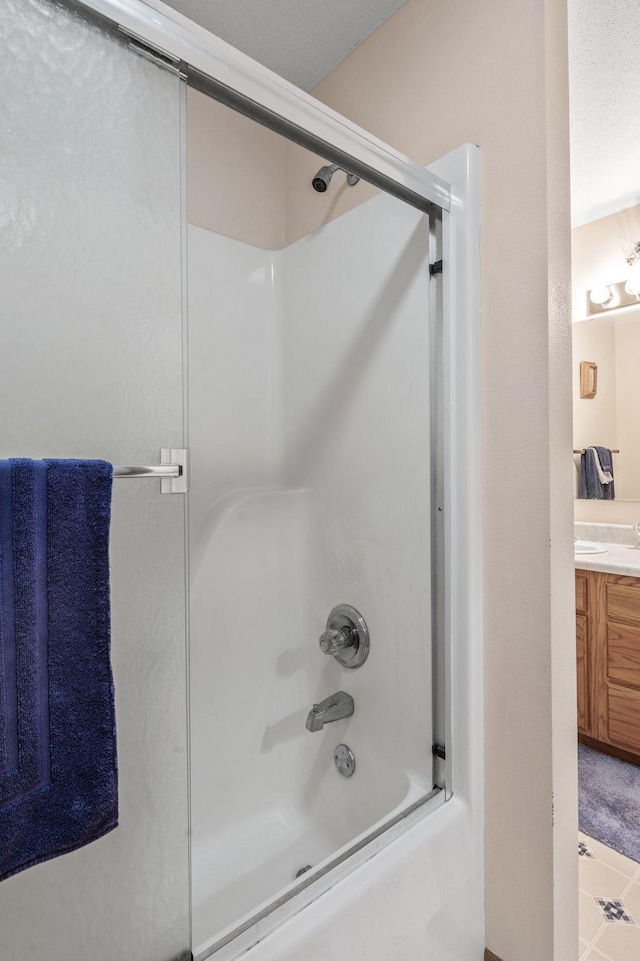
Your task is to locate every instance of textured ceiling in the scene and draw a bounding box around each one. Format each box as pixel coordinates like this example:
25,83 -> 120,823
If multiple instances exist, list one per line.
160,0 -> 410,91
568,0 -> 640,226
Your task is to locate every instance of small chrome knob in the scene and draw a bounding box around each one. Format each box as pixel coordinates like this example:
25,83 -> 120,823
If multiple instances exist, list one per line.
319,627 -> 353,655
318,605 -> 370,668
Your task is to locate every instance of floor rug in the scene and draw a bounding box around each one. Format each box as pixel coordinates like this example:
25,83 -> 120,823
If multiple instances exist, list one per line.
578,743 -> 640,863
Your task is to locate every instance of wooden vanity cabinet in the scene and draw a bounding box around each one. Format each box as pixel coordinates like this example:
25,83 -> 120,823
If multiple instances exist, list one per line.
576,569 -> 640,764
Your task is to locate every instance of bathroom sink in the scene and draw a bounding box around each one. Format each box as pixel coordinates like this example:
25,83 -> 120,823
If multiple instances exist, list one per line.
574,540 -> 608,554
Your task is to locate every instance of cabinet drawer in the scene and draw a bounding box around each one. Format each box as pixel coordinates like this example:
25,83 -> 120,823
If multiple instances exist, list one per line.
608,685 -> 640,753
606,581 -> 640,626
576,573 -> 588,614
608,622 -> 640,689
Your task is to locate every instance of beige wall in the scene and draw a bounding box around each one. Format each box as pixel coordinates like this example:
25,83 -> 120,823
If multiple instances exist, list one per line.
573,205 -> 640,522
187,88 -> 286,249
187,1 -> 576,958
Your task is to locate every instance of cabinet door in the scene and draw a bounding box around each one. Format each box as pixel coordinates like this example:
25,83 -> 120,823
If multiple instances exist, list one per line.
595,574 -> 640,757
576,612 -> 590,735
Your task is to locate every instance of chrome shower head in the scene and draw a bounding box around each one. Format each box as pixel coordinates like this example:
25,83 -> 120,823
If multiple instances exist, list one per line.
312,164 -> 338,192
312,164 -> 360,193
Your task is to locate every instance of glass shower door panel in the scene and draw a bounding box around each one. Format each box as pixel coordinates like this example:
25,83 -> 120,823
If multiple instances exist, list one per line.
0,2 -> 189,959
188,170 -> 433,953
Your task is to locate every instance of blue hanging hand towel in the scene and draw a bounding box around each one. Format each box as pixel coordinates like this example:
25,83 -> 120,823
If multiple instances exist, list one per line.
0,459 -> 117,882
579,447 -> 615,500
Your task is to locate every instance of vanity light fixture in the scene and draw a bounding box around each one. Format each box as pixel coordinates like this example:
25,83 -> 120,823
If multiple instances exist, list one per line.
586,281 -> 625,315
586,239 -> 640,317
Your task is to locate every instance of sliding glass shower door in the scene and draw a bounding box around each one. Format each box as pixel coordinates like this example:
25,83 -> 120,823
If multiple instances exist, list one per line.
0,2 -> 190,959
1,3 -> 451,960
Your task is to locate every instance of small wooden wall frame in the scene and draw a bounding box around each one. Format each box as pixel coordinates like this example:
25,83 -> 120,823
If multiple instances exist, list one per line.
580,360 -> 598,399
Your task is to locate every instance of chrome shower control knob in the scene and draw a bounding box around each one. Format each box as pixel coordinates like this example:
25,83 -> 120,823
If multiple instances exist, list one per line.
319,605 -> 370,669
319,628 -> 353,655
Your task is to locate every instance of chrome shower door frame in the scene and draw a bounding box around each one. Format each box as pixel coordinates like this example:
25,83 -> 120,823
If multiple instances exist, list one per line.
67,0 -> 451,215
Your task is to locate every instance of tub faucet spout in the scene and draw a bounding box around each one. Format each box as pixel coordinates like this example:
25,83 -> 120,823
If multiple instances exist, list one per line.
306,691 -> 354,733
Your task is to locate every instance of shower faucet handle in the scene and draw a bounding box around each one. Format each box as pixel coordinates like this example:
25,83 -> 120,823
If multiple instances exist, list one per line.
319,627 -> 354,656
318,605 -> 370,669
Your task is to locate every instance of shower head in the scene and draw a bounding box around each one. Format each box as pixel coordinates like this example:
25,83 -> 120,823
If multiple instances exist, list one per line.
312,164 -> 360,193
312,164 -> 338,192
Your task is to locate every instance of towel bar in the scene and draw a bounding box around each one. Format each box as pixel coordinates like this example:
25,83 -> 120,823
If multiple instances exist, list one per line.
573,449 -> 620,454
113,449 -> 189,494
113,464 -> 181,478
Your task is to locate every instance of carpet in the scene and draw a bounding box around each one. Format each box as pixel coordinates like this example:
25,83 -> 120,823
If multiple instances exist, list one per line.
578,743 -> 640,863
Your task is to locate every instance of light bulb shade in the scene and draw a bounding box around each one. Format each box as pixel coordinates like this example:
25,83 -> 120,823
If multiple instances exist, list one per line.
625,262 -> 640,296
589,284 -> 612,306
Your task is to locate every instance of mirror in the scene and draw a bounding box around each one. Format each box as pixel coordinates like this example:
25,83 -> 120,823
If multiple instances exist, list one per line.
572,202 -> 640,503
573,312 -> 640,500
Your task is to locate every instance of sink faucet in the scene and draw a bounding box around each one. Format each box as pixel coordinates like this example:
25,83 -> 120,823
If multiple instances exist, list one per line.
306,691 -> 354,733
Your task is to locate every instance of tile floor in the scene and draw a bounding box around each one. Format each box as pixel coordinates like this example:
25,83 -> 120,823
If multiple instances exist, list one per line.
579,831 -> 640,960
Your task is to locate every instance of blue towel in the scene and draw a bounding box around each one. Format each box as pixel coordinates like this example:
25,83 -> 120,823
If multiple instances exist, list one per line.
0,459 -> 117,882
579,447 -> 615,500
595,446 -> 615,499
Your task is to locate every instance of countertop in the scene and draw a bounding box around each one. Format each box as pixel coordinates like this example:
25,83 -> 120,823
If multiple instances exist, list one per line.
575,543 -> 640,577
